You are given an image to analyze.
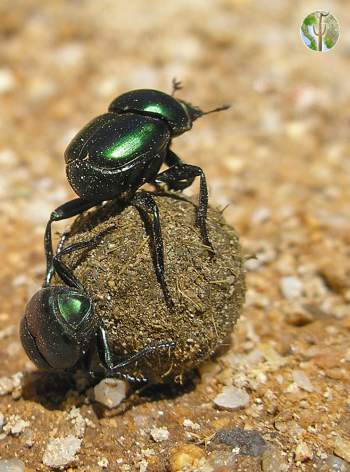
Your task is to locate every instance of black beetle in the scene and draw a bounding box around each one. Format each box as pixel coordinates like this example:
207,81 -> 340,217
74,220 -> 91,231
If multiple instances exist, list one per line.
44,80 -> 229,308
20,226 -> 175,382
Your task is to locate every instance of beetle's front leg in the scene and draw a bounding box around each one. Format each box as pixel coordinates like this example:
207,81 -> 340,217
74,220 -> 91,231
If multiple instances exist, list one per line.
131,191 -> 174,309
96,326 -> 175,385
44,198 -> 99,287
155,151 -> 213,255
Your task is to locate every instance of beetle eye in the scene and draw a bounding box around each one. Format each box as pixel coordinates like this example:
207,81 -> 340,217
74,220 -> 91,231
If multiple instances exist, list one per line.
57,293 -> 91,328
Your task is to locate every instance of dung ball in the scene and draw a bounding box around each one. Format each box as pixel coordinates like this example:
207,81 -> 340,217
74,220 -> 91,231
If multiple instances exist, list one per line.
59,193 -> 245,384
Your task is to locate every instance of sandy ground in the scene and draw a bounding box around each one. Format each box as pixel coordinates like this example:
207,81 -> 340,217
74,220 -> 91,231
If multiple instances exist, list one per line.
0,0 -> 350,470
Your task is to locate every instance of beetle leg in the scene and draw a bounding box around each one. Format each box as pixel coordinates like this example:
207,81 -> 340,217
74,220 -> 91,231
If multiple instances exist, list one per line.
160,150 -> 195,190
44,198 -> 100,288
96,326 -> 175,385
155,154 -> 214,255
52,225 -> 117,290
131,191 -> 174,309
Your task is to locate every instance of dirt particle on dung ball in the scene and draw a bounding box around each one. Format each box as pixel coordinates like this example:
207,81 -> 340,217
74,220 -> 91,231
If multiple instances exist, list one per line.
59,193 -> 245,383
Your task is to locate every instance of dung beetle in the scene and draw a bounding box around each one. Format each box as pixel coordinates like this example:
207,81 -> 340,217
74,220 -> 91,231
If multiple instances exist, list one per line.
21,226 -> 175,383
44,80 -> 229,308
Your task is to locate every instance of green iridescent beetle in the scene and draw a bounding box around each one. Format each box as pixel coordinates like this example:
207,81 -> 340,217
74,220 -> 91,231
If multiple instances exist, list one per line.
44,80 -> 230,309
20,226 -> 175,381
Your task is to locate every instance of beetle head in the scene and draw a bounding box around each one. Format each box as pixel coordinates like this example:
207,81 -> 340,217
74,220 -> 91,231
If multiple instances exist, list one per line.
177,100 -> 231,127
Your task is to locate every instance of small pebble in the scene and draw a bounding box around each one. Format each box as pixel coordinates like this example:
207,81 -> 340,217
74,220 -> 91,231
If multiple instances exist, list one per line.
42,436 -> 82,468
94,378 -> 128,408
213,385 -> 250,410
22,428 -> 34,448
292,370 -> 314,393
0,68 -> 16,93
0,372 -> 23,396
295,441 -> 313,462
3,415 -> 29,436
251,207 -> 271,225
183,419 -> 200,431
170,444 -> 205,472
138,459 -> 148,472
0,325 -> 16,339
324,454 -> 350,471
334,437 -> 350,463
280,276 -> 303,299
262,447 -> 289,471
150,426 -> 169,442
0,459 -> 25,472
214,427 -> 267,456
68,406 -> 86,438
97,457 -> 109,468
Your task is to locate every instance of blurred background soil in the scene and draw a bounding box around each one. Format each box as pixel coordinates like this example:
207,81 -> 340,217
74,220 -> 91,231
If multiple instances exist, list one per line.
0,1 -> 350,470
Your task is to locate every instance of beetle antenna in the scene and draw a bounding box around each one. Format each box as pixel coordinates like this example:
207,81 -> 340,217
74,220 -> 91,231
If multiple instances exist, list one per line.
201,104 -> 231,115
171,78 -> 183,96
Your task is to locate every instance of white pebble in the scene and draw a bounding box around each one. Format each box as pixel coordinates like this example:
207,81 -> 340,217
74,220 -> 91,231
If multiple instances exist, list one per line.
68,407 -> 86,438
0,149 -> 17,166
280,276 -> 303,299
0,459 -> 25,471
94,378 -> 128,408
97,457 -> 109,468
251,207 -> 271,225
54,43 -> 85,66
0,372 -> 23,396
183,419 -> 200,430
3,415 -> 29,436
42,436 -> 82,468
213,385 -> 250,410
292,370 -> 314,393
295,441 -> 313,462
0,69 -> 16,93
150,426 -> 169,442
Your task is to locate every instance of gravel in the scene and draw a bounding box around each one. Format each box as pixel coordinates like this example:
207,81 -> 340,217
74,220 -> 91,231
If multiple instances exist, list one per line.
334,437 -> 350,463
262,447 -> 289,472
295,441 -> 313,462
213,428 -> 267,457
292,369 -> 315,393
0,373 -> 23,396
68,406 -> 86,438
42,435 -> 82,468
3,415 -> 29,436
280,276 -> 303,299
94,378 -> 128,408
150,426 -> 170,442
213,385 -> 250,410
0,459 -> 25,472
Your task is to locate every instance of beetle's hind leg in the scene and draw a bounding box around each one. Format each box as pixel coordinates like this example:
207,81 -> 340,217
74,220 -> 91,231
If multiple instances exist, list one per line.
44,197 -> 99,287
131,191 -> 174,310
96,326 -> 175,385
155,150 -> 214,255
